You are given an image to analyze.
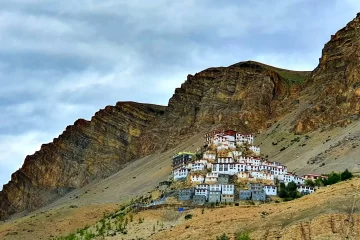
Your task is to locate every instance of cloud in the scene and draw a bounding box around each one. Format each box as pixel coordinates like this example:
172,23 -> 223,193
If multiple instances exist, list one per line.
0,0 -> 359,188
0,132 -> 52,190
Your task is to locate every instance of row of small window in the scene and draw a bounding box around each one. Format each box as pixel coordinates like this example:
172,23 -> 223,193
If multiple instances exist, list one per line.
175,172 -> 188,176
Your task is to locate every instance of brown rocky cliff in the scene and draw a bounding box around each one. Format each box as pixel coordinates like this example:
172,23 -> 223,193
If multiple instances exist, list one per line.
141,61 -> 307,154
296,13 -> 360,133
0,102 -> 165,220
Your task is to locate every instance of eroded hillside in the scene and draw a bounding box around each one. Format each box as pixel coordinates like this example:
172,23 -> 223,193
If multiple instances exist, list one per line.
296,13 -> 360,133
0,102 -> 166,220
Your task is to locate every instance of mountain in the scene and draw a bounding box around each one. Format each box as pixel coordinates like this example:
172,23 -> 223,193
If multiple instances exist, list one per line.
295,13 -> 360,133
0,102 -> 166,220
1,13 -> 360,222
141,61 -> 309,154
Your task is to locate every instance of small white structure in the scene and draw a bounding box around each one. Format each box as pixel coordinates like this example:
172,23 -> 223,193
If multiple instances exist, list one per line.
236,133 -> 254,145
213,134 -> 228,145
204,130 -> 222,145
193,159 -> 212,169
209,183 -> 222,192
263,185 -> 277,196
191,174 -> 205,183
221,184 -> 235,195
262,172 -> 275,182
205,172 -> 219,183
212,163 -> 239,175
245,164 -> 259,171
235,163 -> 247,173
297,185 -> 315,194
203,151 -> 216,161
217,157 -> 234,163
237,171 -> 250,179
260,163 -> 287,176
191,163 -> 205,172
195,184 -> 209,199
249,145 -> 261,155
173,168 -> 189,181
217,141 -> 230,150
244,157 -> 261,166
278,174 -> 305,185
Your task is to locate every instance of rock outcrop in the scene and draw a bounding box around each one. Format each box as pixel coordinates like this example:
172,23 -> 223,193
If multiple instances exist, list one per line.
0,102 -> 165,220
295,13 -> 360,133
142,61 -> 308,154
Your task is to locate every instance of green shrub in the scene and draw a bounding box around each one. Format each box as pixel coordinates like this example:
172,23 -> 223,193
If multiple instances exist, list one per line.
184,214 -> 193,220
235,230 -> 251,240
304,179 -> 315,187
216,233 -> 230,240
341,169 -> 353,181
324,172 -> 341,185
84,231 -> 96,240
278,182 -> 300,200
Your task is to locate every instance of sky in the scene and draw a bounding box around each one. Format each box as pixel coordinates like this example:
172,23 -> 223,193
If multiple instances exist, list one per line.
1,0 -> 360,189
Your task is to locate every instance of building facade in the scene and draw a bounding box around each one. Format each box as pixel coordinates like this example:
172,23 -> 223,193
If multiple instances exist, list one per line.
178,188 -> 194,201
239,190 -> 252,200
208,191 -> 221,203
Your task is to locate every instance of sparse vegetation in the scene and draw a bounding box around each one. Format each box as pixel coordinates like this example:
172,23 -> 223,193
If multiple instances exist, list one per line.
216,233 -> 230,240
278,182 -> 300,201
320,169 -> 353,186
184,214 -> 193,220
235,230 -> 251,240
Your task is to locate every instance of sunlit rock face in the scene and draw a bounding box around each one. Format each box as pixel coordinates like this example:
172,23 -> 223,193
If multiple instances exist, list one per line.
296,13 -> 360,133
0,102 -> 166,220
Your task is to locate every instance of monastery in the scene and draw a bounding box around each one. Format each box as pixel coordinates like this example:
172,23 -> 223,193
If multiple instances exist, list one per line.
171,130 -> 325,205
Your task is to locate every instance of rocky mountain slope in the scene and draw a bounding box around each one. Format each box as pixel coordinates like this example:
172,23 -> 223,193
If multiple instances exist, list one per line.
141,61 -> 309,154
0,102 -> 166,220
1,12 -> 360,222
295,13 -> 360,133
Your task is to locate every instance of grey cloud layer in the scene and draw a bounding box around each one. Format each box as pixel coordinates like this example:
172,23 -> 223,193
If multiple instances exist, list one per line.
1,0 -> 360,187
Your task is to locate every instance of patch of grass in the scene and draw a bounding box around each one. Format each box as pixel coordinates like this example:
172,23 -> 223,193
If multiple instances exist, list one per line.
235,230 -> 251,240
273,68 -> 309,85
